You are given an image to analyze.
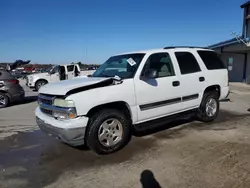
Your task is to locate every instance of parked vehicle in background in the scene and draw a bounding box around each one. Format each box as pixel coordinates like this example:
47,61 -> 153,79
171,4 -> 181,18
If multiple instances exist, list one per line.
26,63 -> 95,91
35,46 -> 229,155
0,70 -> 25,108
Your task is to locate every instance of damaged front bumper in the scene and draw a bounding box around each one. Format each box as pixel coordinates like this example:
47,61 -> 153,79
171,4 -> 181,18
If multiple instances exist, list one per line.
35,107 -> 89,146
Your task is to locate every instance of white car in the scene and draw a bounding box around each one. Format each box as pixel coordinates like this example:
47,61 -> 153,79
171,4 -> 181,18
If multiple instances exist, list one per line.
35,46 -> 229,155
26,64 -> 95,91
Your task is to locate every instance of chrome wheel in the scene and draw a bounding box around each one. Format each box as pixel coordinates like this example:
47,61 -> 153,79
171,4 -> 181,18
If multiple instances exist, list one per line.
206,98 -> 217,117
0,94 -> 6,107
98,118 -> 123,147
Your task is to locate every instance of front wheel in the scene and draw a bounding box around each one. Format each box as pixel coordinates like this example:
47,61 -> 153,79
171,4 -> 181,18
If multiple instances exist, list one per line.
196,91 -> 219,122
35,80 -> 47,91
86,109 -> 132,155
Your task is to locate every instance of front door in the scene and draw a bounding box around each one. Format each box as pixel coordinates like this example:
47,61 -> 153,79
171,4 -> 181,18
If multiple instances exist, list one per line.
66,65 -> 75,80
134,52 -> 183,122
50,66 -> 60,82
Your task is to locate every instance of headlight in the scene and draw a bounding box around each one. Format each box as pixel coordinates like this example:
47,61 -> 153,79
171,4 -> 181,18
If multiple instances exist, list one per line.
53,99 -> 77,119
53,108 -> 77,119
53,99 -> 75,108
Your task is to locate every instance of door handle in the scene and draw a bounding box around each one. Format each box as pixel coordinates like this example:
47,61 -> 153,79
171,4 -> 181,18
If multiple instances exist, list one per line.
172,81 -> 180,87
199,77 -> 205,82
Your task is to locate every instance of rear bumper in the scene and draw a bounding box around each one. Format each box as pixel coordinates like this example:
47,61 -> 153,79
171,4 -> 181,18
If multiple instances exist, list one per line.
35,107 -> 89,146
220,86 -> 230,100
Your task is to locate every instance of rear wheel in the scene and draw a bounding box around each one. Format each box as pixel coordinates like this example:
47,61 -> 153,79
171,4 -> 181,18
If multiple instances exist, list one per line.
86,109 -> 132,155
0,92 -> 9,108
35,80 -> 47,91
196,91 -> 219,122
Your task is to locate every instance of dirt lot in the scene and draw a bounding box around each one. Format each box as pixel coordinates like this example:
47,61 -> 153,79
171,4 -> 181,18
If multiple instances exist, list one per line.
1,82 -> 250,188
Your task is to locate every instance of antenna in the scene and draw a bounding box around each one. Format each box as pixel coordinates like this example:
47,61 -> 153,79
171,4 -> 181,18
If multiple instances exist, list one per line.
230,31 -> 249,46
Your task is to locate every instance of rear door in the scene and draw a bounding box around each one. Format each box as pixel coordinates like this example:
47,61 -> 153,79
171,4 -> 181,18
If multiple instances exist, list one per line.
50,66 -> 60,82
173,51 -> 205,109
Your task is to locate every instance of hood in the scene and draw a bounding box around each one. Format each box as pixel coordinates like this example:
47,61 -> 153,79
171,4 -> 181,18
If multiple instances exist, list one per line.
39,77 -> 114,95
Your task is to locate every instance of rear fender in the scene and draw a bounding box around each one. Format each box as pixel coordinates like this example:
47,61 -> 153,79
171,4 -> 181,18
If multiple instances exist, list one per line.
0,90 -> 11,101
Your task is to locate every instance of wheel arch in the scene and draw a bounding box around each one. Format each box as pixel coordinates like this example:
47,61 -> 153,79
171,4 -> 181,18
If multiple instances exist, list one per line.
203,85 -> 221,98
0,90 -> 11,99
35,79 -> 48,85
86,101 -> 133,122
0,90 -> 10,106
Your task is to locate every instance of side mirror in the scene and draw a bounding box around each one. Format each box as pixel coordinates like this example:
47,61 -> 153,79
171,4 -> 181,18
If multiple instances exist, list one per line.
144,69 -> 157,79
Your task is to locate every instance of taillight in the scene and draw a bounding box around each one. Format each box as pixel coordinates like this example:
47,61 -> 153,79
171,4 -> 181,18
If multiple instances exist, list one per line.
8,79 -> 19,84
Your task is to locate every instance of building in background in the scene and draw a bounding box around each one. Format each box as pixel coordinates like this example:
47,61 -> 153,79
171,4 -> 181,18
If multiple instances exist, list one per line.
210,1 -> 250,83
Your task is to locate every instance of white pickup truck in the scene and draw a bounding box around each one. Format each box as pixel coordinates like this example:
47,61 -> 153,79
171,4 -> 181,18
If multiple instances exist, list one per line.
26,64 -> 95,91
35,47 -> 229,155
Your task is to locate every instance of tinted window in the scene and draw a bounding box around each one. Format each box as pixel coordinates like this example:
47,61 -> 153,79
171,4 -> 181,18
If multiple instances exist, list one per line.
142,53 -> 175,78
67,65 -> 74,72
197,50 -> 226,70
175,52 -> 201,74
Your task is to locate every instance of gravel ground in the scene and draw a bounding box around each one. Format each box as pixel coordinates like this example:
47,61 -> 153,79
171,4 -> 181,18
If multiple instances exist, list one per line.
0,82 -> 250,188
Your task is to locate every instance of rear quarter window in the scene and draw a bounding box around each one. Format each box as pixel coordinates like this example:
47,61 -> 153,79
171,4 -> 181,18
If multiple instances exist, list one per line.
197,50 -> 226,70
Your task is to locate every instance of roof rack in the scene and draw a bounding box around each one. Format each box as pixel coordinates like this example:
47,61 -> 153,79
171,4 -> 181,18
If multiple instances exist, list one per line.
163,46 -> 209,49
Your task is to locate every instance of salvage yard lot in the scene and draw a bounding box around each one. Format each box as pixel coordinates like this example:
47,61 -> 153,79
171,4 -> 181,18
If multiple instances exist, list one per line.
1,81 -> 250,188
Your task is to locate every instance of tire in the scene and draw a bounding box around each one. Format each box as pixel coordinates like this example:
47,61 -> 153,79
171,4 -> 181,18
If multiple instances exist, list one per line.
196,91 -> 219,122
86,109 -> 132,155
35,80 -> 47,91
0,92 -> 9,108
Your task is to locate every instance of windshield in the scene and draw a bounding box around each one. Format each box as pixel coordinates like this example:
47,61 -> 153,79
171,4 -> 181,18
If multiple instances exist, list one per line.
50,65 -> 59,74
92,53 -> 145,79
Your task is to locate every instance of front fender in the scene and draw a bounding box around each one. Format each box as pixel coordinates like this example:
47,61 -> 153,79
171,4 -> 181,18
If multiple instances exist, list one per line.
33,77 -> 49,84
66,79 -> 138,123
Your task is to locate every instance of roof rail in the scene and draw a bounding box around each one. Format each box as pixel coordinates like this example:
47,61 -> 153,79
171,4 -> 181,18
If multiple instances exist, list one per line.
163,46 -> 209,49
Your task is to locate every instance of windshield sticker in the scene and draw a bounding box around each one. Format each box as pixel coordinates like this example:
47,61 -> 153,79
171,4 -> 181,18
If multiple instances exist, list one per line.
127,58 -> 137,66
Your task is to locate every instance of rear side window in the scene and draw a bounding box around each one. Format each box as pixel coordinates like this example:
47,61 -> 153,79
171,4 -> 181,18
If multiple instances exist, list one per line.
197,50 -> 226,70
175,52 -> 201,74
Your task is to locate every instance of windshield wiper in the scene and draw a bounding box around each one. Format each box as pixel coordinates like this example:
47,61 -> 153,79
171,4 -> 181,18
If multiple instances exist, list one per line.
92,73 -> 122,81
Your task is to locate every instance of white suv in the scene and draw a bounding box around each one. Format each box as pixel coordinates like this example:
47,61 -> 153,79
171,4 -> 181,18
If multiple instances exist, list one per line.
35,47 -> 229,155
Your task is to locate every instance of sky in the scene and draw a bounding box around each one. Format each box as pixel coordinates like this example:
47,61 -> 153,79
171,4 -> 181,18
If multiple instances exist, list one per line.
0,0 -> 246,64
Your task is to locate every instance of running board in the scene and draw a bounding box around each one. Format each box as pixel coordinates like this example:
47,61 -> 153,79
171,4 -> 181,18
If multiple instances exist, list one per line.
133,109 -> 197,133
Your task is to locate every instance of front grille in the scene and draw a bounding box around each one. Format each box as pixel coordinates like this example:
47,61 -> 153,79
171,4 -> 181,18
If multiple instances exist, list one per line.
41,108 -> 53,115
39,97 -> 53,105
38,94 -> 54,105
38,94 -> 55,116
